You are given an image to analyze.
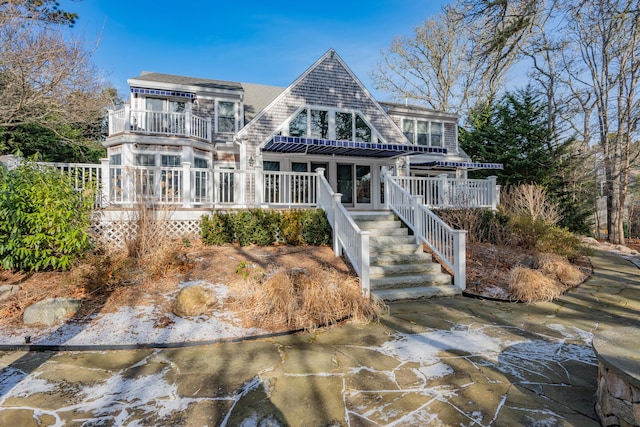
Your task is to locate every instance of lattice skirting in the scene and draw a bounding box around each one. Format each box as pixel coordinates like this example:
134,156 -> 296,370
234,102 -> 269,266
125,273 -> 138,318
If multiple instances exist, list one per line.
90,218 -> 202,248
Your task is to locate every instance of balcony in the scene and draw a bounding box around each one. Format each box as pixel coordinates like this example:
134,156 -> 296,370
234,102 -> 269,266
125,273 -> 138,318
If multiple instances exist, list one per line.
108,106 -> 212,142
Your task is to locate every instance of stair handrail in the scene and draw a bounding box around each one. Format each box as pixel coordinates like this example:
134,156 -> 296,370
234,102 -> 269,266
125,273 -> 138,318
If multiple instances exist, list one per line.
316,171 -> 370,297
384,173 -> 466,290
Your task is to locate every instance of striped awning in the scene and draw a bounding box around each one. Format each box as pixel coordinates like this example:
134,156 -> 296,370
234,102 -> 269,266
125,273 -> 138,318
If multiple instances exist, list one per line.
410,160 -> 503,170
263,136 -> 447,158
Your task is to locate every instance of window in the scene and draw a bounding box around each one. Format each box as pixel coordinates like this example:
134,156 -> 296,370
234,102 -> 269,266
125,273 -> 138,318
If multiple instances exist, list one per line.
218,101 -> 235,133
431,122 -> 443,147
110,154 -> 122,165
417,121 -> 429,145
289,108 -> 373,142
404,118 -> 445,147
355,115 -> 371,142
292,162 -> 308,172
310,110 -> 329,139
289,109 -> 307,137
263,161 -> 280,171
335,112 -> 353,140
161,155 -> 181,167
194,158 -> 208,168
135,154 -> 155,166
402,120 -> 415,144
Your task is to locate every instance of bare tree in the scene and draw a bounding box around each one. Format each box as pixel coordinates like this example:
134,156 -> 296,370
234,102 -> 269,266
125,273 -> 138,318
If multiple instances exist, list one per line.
0,1 -> 111,139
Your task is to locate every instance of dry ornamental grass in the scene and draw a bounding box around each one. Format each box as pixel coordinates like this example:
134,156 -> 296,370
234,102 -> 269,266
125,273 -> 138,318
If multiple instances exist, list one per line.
508,266 -> 562,303
228,265 -> 387,331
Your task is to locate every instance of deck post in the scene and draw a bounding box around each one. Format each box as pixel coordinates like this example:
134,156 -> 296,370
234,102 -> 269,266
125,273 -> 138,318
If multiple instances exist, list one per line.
453,230 -> 467,291
438,174 -> 449,208
124,105 -> 131,132
332,193 -> 342,257
488,176 -> 498,210
182,162 -> 192,208
255,161 -> 264,206
383,172 -> 390,210
100,158 -> 110,208
413,195 -> 424,245
360,231 -> 370,298
185,111 -> 192,137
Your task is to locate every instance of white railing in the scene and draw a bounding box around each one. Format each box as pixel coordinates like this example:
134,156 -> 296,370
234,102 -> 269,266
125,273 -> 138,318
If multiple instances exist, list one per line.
393,175 -> 498,210
385,174 -> 466,290
317,170 -> 370,296
38,162 -> 103,207
263,171 -> 318,206
108,107 -> 212,142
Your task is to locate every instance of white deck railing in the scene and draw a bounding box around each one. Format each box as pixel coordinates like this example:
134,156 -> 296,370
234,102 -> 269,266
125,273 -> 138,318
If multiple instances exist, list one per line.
385,174 -> 466,290
39,162 -> 103,207
393,175 -> 498,210
108,107 -> 212,142
317,170 -> 370,297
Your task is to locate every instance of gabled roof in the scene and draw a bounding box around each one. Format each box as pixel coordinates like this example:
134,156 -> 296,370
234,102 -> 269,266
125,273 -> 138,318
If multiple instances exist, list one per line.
380,101 -> 459,121
236,49 -> 409,146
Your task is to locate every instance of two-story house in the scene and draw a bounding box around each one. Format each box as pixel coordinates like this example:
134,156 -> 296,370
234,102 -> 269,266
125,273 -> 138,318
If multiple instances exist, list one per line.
105,49 -> 500,210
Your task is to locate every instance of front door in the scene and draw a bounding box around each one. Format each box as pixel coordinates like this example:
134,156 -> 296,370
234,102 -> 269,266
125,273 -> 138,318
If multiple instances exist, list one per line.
337,163 -> 372,209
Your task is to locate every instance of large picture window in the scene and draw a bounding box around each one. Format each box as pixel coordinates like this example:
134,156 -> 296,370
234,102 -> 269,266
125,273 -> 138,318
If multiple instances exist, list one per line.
289,107 -> 372,142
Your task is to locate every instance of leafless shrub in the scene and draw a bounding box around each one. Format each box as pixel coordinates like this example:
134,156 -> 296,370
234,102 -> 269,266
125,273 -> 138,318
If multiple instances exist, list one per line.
508,266 -> 562,303
501,184 -> 560,224
436,208 -> 511,244
229,265 -> 387,331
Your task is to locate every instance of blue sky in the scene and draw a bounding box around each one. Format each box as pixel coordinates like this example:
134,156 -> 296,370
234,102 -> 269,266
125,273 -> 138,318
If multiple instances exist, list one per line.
62,1 -> 446,100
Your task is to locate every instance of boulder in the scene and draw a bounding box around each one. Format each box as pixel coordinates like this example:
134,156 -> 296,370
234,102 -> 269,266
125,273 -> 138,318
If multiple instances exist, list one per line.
172,283 -> 218,317
23,297 -> 81,326
0,284 -> 19,302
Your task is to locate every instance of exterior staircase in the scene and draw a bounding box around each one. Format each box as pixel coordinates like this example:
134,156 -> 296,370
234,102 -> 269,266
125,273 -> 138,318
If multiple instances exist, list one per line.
351,212 -> 459,302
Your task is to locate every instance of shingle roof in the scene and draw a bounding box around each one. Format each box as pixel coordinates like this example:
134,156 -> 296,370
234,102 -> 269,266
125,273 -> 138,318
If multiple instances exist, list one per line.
130,72 -> 243,91
241,83 -> 285,122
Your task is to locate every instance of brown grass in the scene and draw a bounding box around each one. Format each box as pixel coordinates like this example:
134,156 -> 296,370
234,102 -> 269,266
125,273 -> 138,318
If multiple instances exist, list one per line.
228,265 -> 387,331
508,266 -> 562,303
535,253 -> 586,289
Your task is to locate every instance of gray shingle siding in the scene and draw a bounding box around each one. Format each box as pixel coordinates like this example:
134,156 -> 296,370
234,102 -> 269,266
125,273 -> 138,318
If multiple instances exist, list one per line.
444,122 -> 457,153
241,55 -> 407,152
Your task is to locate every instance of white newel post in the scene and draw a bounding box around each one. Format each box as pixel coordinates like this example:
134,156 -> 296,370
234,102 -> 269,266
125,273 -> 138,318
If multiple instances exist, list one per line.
124,105 -> 131,132
438,174 -> 449,208
182,162 -> 192,208
488,176 -> 498,210
413,195 -> 424,245
383,172 -> 391,210
212,170 -> 219,206
100,158 -> 110,208
332,193 -> 342,257
206,118 -> 212,142
185,111 -> 192,137
255,158 -> 264,206
453,230 -> 467,291
360,231 -> 370,298
315,168 -> 325,211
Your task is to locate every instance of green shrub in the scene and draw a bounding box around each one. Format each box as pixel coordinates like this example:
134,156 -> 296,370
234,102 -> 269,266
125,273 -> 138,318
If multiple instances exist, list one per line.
0,162 -> 94,271
301,209 -> 331,245
201,212 -> 233,245
535,225 -> 591,260
280,210 -> 303,245
200,209 -> 331,247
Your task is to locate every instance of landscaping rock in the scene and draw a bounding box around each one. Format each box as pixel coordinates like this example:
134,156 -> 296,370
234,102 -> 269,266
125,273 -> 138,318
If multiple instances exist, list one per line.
23,298 -> 81,326
0,285 -> 19,302
172,283 -> 218,317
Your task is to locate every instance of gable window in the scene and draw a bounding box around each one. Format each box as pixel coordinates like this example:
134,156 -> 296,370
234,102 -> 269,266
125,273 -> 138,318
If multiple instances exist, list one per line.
289,109 -> 307,137
403,118 -> 445,147
288,108 -> 373,142
335,112 -> 352,140
355,115 -> 371,142
310,110 -> 328,139
217,101 -> 236,133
